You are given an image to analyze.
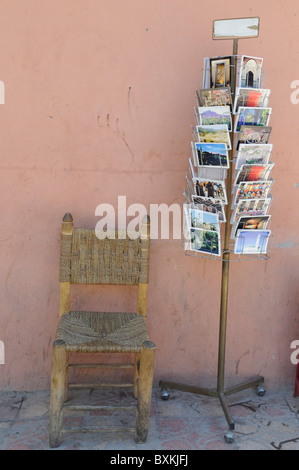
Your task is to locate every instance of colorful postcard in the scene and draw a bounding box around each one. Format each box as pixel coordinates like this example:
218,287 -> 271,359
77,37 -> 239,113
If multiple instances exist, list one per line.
234,180 -> 273,204
194,142 -> 229,168
231,214 -> 271,239
189,208 -> 219,232
231,197 -> 272,222
197,87 -> 232,107
192,195 -> 226,223
233,87 -> 270,114
234,107 -> 271,132
210,56 -> 232,88
237,125 -> 272,146
197,106 -> 232,130
235,143 -> 272,169
234,229 -> 271,255
190,227 -> 221,256
197,124 -> 231,150
234,163 -> 274,185
194,177 -> 228,204
238,55 -> 263,88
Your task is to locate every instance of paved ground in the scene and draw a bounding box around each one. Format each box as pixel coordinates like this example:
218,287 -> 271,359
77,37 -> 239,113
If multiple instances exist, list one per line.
0,386 -> 298,451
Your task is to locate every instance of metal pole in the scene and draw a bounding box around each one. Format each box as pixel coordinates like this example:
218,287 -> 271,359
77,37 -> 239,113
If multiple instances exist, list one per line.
217,39 -> 238,394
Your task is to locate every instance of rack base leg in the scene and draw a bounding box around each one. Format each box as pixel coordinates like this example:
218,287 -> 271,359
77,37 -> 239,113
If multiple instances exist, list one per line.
159,375 -> 264,431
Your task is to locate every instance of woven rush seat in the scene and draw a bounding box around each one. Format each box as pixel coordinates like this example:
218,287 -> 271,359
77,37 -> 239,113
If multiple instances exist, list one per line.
56,311 -> 149,353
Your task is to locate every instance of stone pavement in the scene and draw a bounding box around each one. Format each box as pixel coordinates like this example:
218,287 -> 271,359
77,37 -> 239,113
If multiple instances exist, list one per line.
0,386 -> 298,451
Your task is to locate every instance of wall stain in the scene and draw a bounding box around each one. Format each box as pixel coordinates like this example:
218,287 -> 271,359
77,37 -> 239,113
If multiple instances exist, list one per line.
128,86 -> 132,119
97,114 -> 135,168
236,350 -> 250,375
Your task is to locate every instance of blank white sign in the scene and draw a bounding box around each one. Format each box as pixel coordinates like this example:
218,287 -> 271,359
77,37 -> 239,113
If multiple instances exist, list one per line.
213,17 -> 260,40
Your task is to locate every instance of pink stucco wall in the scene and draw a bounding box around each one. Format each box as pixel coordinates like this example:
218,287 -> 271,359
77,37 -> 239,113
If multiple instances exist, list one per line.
0,0 -> 299,391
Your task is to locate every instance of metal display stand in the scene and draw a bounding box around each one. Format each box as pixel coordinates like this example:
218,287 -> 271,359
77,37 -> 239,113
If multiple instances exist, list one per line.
159,18 -> 266,443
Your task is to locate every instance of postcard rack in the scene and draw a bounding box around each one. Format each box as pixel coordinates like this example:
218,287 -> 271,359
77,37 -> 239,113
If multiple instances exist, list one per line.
159,18 -> 273,443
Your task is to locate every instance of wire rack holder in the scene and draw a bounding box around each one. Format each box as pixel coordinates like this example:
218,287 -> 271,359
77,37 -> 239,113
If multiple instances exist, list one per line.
159,18 -> 267,443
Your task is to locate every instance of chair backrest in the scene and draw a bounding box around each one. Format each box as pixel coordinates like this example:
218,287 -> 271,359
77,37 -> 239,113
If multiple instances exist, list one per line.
58,213 -> 150,317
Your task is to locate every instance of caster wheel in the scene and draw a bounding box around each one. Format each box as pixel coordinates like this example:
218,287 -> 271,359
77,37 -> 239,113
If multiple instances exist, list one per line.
161,388 -> 170,401
224,431 -> 234,444
257,385 -> 265,397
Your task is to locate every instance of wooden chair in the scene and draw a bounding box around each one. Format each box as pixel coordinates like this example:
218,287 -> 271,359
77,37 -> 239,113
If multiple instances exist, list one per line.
49,213 -> 155,448
294,362 -> 299,397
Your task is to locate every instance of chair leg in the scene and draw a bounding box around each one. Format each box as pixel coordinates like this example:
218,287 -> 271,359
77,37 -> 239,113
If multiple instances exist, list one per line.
133,352 -> 140,399
49,339 -> 68,448
135,341 -> 156,444
64,351 -> 69,402
294,362 -> 299,397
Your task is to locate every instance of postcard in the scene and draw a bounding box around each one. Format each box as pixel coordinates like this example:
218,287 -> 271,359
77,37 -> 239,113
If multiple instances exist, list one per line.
234,163 -> 274,185
189,153 -> 228,182
195,166 -> 228,181
190,227 -> 221,256
237,125 -> 272,146
186,172 -> 194,199
197,87 -> 232,107
183,188 -> 191,204
189,156 -> 196,179
210,56 -> 232,88
231,197 -> 272,222
189,207 -> 219,231
192,195 -> 226,223
233,87 -> 270,114
190,152 -> 199,178
235,143 -> 272,169
194,177 -> 227,204
234,180 -> 273,204
231,214 -> 271,239
234,107 -> 271,132
234,229 -> 271,255
191,124 -> 198,142
196,167 -> 228,181
193,142 -> 229,168
197,124 -> 231,150
202,57 -> 211,89
238,56 -> 263,88
183,204 -> 192,249
197,106 -> 232,130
